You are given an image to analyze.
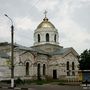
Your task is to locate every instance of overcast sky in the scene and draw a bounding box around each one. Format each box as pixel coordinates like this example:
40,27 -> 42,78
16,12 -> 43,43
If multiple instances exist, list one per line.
0,0 -> 90,54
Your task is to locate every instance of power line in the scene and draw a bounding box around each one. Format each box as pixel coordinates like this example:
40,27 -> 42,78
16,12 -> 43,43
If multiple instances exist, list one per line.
30,0 -> 41,10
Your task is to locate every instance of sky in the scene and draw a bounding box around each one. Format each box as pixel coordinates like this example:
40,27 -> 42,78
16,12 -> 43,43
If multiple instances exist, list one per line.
0,0 -> 90,54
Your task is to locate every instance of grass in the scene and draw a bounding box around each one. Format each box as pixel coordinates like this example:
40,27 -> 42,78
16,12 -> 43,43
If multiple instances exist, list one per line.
23,79 -> 66,85
0,79 -> 67,85
24,80 -> 48,85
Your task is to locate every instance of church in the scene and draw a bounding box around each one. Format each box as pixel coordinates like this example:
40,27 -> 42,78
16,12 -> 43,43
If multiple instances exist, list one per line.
0,13 -> 79,81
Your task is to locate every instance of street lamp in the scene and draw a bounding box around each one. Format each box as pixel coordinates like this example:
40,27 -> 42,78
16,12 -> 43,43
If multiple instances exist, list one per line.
4,14 -> 14,88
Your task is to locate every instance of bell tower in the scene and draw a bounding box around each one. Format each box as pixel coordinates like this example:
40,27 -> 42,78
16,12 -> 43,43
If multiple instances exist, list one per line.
34,11 -> 59,46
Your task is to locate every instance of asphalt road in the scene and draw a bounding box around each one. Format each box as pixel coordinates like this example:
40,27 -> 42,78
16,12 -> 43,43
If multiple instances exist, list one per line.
0,85 -> 89,90
28,85 -> 84,90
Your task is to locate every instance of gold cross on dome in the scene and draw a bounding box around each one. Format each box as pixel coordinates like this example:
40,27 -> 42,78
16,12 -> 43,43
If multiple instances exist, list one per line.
44,10 -> 47,18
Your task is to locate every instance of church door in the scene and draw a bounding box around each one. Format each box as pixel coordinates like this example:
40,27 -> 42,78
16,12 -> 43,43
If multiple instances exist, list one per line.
26,62 -> 29,75
53,70 -> 57,79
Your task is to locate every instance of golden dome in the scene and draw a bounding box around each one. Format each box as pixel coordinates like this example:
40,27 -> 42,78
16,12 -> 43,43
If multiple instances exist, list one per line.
37,17 -> 55,29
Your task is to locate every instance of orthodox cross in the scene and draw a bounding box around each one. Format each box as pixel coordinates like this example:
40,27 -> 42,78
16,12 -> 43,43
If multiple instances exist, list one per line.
44,10 -> 47,18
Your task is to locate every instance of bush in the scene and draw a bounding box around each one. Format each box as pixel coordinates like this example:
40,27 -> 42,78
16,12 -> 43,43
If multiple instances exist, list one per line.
1,80 -> 11,84
15,77 -> 24,84
58,80 -> 66,85
58,82 -> 65,85
36,81 -> 43,85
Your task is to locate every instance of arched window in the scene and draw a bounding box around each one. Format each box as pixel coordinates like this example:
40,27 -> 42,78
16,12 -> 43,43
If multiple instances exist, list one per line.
26,62 -> 29,75
43,64 -> 46,75
72,62 -> 75,76
67,61 -> 69,70
67,61 -> 70,76
54,34 -> 56,42
38,34 -> 40,42
72,62 -> 75,70
37,63 -> 41,80
46,33 -> 49,42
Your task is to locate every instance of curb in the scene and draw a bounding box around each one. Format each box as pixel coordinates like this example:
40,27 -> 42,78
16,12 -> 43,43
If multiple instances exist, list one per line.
64,83 -> 80,86
82,86 -> 90,89
0,86 -> 28,90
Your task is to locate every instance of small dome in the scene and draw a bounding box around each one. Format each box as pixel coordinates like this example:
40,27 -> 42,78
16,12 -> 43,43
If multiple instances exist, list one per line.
37,17 -> 55,29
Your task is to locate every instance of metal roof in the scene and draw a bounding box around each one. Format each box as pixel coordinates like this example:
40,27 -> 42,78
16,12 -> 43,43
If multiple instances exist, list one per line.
14,44 -> 73,56
48,48 -> 70,55
0,52 -> 9,59
15,45 -> 48,55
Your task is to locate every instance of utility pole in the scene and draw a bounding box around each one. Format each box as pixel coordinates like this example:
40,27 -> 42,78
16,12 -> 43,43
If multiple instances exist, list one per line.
5,14 -> 14,88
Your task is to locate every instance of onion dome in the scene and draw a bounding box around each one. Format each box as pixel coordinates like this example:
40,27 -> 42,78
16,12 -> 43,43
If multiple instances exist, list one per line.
37,17 -> 55,29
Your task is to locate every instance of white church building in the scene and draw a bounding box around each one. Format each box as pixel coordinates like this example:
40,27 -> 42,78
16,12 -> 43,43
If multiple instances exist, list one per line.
0,14 -> 79,81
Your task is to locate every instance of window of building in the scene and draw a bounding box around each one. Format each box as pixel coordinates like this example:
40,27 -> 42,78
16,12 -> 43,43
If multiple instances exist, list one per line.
46,33 -> 49,42
67,61 -> 69,70
72,62 -> 75,76
72,71 -> 75,76
72,62 -> 75,70
26,62 -> 29,75
67,71 -> 70,76
37,63 -> 41,80
54,34 -> 56,42
38,34 -> 40,42
43,64 -> 46,75
67,61 -> 70,76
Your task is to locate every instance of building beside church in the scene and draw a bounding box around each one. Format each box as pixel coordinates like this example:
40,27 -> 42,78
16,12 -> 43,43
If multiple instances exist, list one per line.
0,14 -> 79,81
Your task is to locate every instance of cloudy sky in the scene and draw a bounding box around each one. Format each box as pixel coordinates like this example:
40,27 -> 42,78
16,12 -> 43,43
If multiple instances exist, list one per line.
0,0 -> 90,54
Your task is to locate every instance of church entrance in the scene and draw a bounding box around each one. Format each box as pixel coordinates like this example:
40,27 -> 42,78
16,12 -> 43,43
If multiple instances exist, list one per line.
53,70 -> 57,79
26,62 -> 29,75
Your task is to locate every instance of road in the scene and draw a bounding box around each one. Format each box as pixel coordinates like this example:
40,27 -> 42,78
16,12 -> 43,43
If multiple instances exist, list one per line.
29,85 -> 85,90
0,85 -> 88,90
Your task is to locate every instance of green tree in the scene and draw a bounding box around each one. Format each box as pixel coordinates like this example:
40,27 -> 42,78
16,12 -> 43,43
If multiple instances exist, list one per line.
79,49 -> 90,70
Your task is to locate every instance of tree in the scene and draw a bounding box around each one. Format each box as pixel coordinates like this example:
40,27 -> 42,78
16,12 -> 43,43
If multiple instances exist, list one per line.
79,49 -> 90,70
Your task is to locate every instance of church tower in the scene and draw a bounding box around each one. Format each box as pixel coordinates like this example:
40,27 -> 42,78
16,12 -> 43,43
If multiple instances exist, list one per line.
33,11 -> 62,52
